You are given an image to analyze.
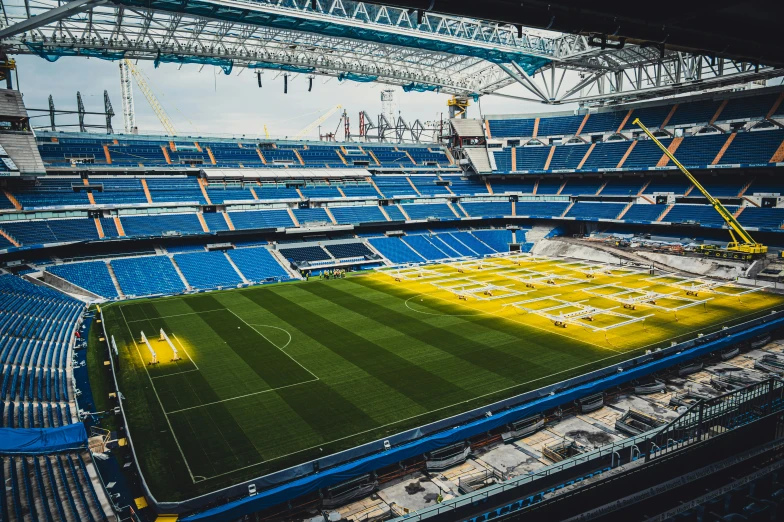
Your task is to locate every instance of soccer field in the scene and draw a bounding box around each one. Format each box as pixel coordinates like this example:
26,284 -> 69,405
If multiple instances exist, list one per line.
100,254 -> 784,500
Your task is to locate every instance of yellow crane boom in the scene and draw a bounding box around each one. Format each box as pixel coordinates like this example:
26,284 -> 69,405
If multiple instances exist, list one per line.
633,118 -> 766,258
122,59 -> 177,136
294,104 -> 342,139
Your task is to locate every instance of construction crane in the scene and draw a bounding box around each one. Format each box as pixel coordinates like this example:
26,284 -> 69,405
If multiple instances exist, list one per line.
293,104 -> 342,139
120,59 -> 177,136
634,118 -> 767,260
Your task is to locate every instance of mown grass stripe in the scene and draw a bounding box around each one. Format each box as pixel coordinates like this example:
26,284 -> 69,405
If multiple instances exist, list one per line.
304,281 -> 550,383
183,295 -> 313,389
116,302 -> 263,479
245,287 -> 474,410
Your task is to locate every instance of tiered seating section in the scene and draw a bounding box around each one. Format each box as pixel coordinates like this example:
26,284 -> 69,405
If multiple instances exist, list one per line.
0,276 -> 111,522
0,275 -> 83,429
36,134 -> 454,170
490,129 -> 784,174
4,170 -> 784,250
367,229 -> 518,263
488,90 -> 784,139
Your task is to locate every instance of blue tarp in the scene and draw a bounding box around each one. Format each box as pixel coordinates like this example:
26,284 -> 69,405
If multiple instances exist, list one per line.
26,43 -> 126,62
338,72 -> 379,83
247,62 -> 316,74
0,423 -> 88,455
181,316 -> 784,522
402,82 -> 440,93
154,54 -> 233,75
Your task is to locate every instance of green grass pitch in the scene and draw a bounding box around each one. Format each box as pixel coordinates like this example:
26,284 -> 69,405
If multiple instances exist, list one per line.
98,265 -> 784,500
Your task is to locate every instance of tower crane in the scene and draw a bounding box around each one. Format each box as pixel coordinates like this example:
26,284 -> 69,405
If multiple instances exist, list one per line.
120,59 -> 177,136
633,119 -> 767,260
293,104 -> 342,139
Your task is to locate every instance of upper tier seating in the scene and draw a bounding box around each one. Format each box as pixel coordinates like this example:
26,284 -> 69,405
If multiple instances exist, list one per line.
374,177 -> 419,197
202,212 -> 230,232
0,218 -> 100,246
255,184 -> 300,200
384,205 -> 406,221
205,183 -> 256,204
447,177 -> 490,196
738,207 -> 784,230
461,201 -> 512,218
227,210 -> 294,230
410,176 -> 451,196
111,256 -> 186,296
227,247 -> 290,282
90,177 -> 148,205
301,185 -> 342,199
120,213 -> 204,237
622,204 -> 667,223
515,202 -> 570,218
146,177 -> 205,204
293,208 -> 331,225
47,261 -> 118,298
11,178 -> 91,208
486,90 -> 784,139
401,203 -> 457,220
339,182 -> 379,198
664,204 -> 738,227
174,251 -> 243,289
566,202 -> 626,220
330,206 -> 388,224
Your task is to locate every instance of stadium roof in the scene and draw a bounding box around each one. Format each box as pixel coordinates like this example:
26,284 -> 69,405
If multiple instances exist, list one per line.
0,0 -> 781,105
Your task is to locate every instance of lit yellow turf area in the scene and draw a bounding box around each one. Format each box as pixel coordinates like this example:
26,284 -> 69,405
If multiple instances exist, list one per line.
371,253 -> 784,353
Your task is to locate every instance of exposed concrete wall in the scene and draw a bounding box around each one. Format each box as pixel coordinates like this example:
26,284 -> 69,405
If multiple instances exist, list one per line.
39,271 -> 103,301
530,238 -> 620,264
634,251 -> 746,280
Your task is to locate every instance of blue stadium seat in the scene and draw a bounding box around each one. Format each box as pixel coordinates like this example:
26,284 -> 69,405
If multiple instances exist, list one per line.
48,262 -> 119,298
111,256 -> 186,296
174,251 -> 244,289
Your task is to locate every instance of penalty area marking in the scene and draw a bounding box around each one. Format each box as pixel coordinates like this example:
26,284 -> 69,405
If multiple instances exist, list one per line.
245,323 -> 293,351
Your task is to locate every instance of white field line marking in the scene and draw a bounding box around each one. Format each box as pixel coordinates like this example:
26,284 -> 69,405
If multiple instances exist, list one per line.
120,308 -> 225,323
166,378 -> 320,415
198,347 -> 634,483
227,309 -> 319,381
172,334 -> 200,370
118,306 -> 197,483
246,324 -> 293,351
193,300 -> 781,483
151,369 -> 200,379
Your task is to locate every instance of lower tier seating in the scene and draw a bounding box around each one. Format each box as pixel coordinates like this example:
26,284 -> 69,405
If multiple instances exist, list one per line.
110,256 -> 186,296
47,261 -> 118,299
227,247 -> 291,282
173,251 -> 243,289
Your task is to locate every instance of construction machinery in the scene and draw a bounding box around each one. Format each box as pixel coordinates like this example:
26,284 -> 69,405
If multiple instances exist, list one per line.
633,118 -> 767,260
120,59 -> 177,136
293,104 -> 342,140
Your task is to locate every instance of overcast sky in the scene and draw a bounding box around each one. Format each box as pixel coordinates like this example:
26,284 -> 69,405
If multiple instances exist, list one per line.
14,54 -> 566,139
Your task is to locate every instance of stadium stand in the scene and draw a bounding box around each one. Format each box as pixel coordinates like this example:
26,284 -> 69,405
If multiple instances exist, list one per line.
470,230 -> 513,252
227,209 -> 294,230
329,205 -> 387,224
0,218 -> 100,246
566,202 -> 626,220
622,204 -> 667,223
227,247 -> 291,282
173,251 -> 244,289
278,245 -> 331,263
401,234 -> 451,260
120,213 -> 204,237
324,242 -> 374,259
400,203 -> 457,220
0,275 -> 83,429
110,256 -> 186,296
47,261 -> 119,299
367,237 -> 425,264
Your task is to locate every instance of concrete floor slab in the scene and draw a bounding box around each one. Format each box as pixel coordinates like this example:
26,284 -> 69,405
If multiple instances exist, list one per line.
377,474 -> 444,514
